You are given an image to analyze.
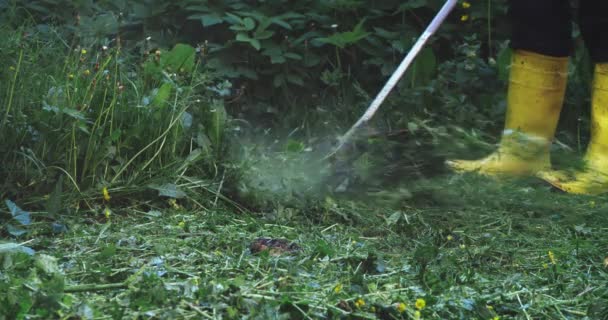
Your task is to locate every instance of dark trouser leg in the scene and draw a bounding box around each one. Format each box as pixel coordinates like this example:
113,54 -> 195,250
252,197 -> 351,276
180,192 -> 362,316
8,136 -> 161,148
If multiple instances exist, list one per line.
509,0 -> 572,58
579,1 -> 608,63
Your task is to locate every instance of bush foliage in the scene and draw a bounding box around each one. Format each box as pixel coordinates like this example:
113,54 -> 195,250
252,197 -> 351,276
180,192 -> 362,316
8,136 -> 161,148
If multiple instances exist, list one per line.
5,0 -> 510,109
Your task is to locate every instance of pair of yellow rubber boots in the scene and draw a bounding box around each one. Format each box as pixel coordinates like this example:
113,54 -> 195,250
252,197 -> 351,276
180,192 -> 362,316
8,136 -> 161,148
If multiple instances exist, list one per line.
447,50 -> 608,195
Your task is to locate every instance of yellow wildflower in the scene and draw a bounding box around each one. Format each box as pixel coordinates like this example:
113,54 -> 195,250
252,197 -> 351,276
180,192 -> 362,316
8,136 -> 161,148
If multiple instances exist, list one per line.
543,263 -> 549,269
333,283 -> 343,294
168,198 -> 181,209
354,298 -> 365,308
414,310 -> 422,320
81,49 -> 87,55
548,251 -> 556,264
102,187 -> 111,201
415,298 -> 426,310
104,208 -> 111,219
84,69 -> 91,76
178,221 -> 186,228
461,15 -> 469,22
462,1 -> 471,9
447,235 -> 454,241
396,302 -> 406,313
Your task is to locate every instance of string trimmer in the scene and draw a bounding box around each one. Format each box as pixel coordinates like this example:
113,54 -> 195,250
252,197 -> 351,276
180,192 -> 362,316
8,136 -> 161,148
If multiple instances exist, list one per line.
323,0 -> 458,160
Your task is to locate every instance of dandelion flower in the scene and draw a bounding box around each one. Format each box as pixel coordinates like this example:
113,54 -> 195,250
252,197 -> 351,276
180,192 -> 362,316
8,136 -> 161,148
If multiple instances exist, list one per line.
414,310 -> 422,320
548,251 -> 556,264
333,283 -> 343,294
415,298 -> 426,310
168,198 -> 180,209
461,15 -> 469,22
462,1 -> 471,9
354,298 -> 365,308
102,187 -> 111,201
396,302 -> 406,313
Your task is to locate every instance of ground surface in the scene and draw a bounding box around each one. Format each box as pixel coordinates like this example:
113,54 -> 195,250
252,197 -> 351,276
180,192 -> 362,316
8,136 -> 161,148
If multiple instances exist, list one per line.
4,175 -> 608,319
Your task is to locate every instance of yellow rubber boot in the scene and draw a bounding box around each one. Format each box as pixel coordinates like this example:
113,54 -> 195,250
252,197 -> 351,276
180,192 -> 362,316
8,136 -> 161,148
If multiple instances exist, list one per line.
446,50 -> 569,176
539,63 -> 608,194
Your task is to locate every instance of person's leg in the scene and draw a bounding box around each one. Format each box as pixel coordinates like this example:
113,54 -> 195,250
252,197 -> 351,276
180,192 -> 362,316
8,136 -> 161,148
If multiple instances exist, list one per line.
579,1 -> 608,63
510,0 -> 572,57
540,1 -> 608,194
447,0 -> 570,176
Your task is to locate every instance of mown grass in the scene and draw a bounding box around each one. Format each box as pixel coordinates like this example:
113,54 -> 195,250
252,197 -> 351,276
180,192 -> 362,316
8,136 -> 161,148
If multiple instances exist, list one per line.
3,175 -> 608,319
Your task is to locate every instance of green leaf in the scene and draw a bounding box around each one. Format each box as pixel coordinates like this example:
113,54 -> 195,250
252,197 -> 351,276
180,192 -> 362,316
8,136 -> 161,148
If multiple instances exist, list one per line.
35,254 -> 60,276
6,224 -> 27,237
236,33 -> 261,50
314,239 -> 335,258
284,52 -> 302,60
200,13 -> 223,27
152,83 -> 173,108
5,200 -> 31,226
0,242 -> 35,255
243,17 -> 256,31
144,59 -> 163,81
110,129 -> 122,142
149,183 -> 187,199
98,244 -> 117,260
271,56 -> 286,64
42,102 -> 87,121
286,74 -> 304,86
285,140 -> 305,153
317,20 -> 370,48
161,43 -> 196,73
254,30 -> 275,40
386,211 -> 402,226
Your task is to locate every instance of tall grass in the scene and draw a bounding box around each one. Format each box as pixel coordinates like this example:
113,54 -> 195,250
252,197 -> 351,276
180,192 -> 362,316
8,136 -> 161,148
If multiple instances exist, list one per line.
0,24 -> 225,203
